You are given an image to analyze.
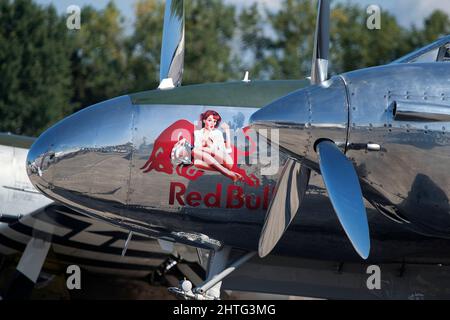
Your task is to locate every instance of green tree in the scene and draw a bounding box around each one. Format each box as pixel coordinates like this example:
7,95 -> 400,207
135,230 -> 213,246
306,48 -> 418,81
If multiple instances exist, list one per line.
240,0 -> 417,79
0,0 -> 72,136
126,0 -> 165,92
69,1 -> 129,111
330,2 -> 409,74
2,0 -> 449,138
238,3 -> 272,79
128,0 -> 238,90
264,0 -> 317,79
184,0 -> 238,84
408,10 -> 450,49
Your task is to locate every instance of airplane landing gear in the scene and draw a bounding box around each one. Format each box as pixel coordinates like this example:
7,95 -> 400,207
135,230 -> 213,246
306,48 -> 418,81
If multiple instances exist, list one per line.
169,247 -> 255,300
149,256 -> 181,285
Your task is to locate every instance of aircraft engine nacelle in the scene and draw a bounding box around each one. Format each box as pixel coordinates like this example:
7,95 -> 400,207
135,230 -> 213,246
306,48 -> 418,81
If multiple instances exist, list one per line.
26,89 -> 285,249
27,96 -> 137,227
251,63 -> 450,239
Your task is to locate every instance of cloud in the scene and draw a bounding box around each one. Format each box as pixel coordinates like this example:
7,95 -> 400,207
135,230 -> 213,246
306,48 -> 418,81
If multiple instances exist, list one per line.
400,0 -> 450,25
225,0 -> 281,11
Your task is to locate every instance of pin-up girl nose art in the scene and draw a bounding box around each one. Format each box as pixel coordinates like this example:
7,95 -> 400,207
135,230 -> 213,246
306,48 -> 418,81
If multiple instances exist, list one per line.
141,110 -> 260,187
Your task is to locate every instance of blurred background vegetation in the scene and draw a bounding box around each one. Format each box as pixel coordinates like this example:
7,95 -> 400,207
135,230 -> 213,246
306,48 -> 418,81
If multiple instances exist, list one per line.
0,0 -> 449,136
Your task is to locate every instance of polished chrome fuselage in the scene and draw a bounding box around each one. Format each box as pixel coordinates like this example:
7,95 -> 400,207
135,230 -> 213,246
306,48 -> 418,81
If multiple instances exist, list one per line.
0,137 -> 178,277
27,72 -> 450,262
251,63 -> 450,238
27,95 -> 279,250
25,81 -> 308,246
346,63 -> 450,236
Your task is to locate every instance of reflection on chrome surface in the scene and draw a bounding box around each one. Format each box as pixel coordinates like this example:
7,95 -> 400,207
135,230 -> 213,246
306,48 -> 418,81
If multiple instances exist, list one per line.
27,63 -> 450,252
27,95 -> 134,218
251,63 -> 450,237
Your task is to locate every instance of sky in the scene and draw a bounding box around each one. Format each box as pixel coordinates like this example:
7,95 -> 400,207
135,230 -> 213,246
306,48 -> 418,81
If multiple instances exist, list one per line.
36,0 -> 450,29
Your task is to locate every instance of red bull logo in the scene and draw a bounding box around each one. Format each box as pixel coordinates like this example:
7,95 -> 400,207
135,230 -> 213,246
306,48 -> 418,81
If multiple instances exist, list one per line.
169,182 -> 272,211
141,120 -> 204,180
140,111 -> 273,210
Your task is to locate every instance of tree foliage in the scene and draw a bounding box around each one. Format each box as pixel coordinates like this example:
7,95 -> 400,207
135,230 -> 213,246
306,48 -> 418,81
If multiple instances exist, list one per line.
127,0 -> 165,92
183,0 -> 237,84
0,0 -> 449,136
0,0 -> 72,135
127,0 -> 237,90
240,0 -> 429,79
69,2 -> 130,111
330,2 -> 411,74
408,10 -> 450,49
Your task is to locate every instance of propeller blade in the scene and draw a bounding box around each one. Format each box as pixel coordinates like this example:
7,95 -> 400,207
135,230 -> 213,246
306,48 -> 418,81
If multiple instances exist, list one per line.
159,0 -> 185,90
258,158 -> 311,258
311,0 -> 330,84
316,140 -> 370,259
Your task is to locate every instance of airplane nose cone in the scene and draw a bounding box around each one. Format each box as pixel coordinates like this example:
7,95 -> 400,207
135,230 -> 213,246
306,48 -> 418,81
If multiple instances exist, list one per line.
27,95 -> 134,211
250,77 -> 349,163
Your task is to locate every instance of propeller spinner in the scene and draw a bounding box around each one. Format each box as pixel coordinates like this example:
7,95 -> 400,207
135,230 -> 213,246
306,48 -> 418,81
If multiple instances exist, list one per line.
254,0 -> 371,260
